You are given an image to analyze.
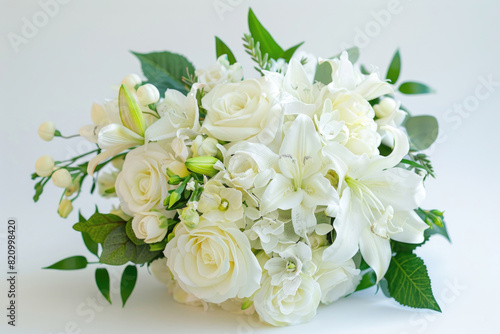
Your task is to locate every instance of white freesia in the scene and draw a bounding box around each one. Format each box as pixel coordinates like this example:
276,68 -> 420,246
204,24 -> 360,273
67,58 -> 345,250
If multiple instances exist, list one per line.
195,55 -> 243,92
115,143 -> 172,215
260,114 -> 339,237
164,219 -> 262,303
312,247 -> 360,304
132,209 -> 173,243
201,77 -> 281,144
197,179 -> 243,223
374,97 -> 407,147
254,272 -> 321,326
246,211 -> 299,254
323,126 -> 428,281
97,170 -> 118,197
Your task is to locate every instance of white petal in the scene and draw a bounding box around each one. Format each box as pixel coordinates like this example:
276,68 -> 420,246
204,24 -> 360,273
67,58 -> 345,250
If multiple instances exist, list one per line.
302,173 -> 339,207
98,124 -> 144,149
291,203 -> 316,237
260,174 -> 303,214
354,73 -> 394,101
87,143 -> 133,176
390,210 -> 428,244
144,116 -> 179,143
365,126 -> 409,174
359,227 -> 391,282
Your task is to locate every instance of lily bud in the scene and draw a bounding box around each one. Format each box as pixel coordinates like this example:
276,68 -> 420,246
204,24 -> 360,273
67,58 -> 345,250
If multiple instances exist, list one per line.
374,97 -> 397,118
191,135 -> 219,157
38,121 -> 56,141
136,84 -> 160,106
51,169 -> 72,188
121,74 -> 142,90
35,155 -> 55,177
118,84 -> 147,136
58,199 -> 73,218
185,156 -> 219,177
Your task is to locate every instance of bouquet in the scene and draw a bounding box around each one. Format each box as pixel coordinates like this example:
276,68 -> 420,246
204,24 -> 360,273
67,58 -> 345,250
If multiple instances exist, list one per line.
33,9 -> 449,326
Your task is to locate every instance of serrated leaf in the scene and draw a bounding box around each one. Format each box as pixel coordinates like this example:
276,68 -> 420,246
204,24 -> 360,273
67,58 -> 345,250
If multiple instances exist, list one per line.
386,49 -> 401,84
385,253 -> 441,312
95,268 -> 111,304
100,225 -> 161,266
44,256 -> 88,270
120,265 -> 138,307
73,213 -> 126,244
248,8 -> 284,60
404,115 -> 439,151
132,51 -> 195,95
125,219 -> 145,246
399,81 -> 435,94
119,84 -> 146,136
215,37 -> 237,64
355,270 -> 377,292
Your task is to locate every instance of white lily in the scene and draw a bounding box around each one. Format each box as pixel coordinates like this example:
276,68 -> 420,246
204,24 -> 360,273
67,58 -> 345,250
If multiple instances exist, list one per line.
322,126 -> 428,281
260,114 -> 338,237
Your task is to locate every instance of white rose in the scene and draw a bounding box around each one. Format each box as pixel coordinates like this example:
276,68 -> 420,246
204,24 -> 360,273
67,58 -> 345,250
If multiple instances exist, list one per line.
115,143 -> 171,215
164,219 -> 262,303
312,247 -> 361,304
195,55 -> 243,92
132,210 -> 173,243
201,78 -> 281,144
254,272 -> 321,326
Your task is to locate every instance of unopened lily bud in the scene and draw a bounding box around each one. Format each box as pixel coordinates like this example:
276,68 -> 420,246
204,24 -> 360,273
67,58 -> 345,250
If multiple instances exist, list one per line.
65,176 -> 81,196
35,155 -> 55,177
136,84 -> 160,105
185,156 -> 219,177
51,169 -> 72,188
191,135 -> 219,157
374,97 -> 397,119
179,203 -> 199,229
121,74 -> 142,90
38,121 -> 56,141
58,199 -> 73,218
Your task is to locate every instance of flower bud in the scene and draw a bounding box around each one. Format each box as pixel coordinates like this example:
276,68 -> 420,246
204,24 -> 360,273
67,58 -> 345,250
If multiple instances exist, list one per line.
35,155 -> 55,177
374,97 -> 397,119
38,121 -> 56,141
191,135 -> 219,157
136,84 -> 160,105
65,176 -> 81,196
58,199 -> 73,218
179,203 -> 199,229
185,156 -> 220,177
121,74 -> 142,90
51,169 -> 72,188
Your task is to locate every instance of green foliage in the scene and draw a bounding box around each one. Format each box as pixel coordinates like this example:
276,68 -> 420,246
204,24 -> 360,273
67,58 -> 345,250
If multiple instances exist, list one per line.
99,225 -> 161,266
132,51 -> 195,95
215,37 -> 237,64
120,265 -> 138,307
416,208 -> 451,242
355,270 -> 377,292
385,253 -> 441,312
404,115 -> 439,151
314,47 -> 360,85
44,256 -> 88,270
401,154 -> 435,180
399,81 -> 435,95
82,232 -> 99,258
73,213 -> 126,244
125,219 -> 145,246
95,268 -> 111,304
242,33 -> 271,74
386,49 -> 401,84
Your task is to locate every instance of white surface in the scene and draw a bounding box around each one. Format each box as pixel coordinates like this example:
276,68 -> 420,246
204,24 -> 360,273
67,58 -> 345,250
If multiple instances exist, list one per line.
1,0 -> 499,333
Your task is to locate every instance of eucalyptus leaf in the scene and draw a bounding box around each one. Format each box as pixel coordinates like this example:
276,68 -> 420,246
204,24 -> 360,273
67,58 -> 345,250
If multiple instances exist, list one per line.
132,51 -> 195,95
95,268 -> 111,304
386,49 -> 401,84
399,81 -> 435,94
215,37 -> 237,64
385,253 -> 441,312
404,115 -> 439,151
44,256 -> 88,270
120,265 -> 138,307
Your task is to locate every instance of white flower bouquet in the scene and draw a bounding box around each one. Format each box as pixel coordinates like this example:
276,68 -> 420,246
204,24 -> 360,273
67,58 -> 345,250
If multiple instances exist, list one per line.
33,9 -> 449,326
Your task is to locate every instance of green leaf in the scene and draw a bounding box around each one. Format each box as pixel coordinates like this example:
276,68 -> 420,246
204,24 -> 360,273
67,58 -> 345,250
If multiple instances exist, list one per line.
100,225 -> 161,266
120,265 -> 138,307
391,234 -> 430,254
386,49 -> 401,84
125,219 -> 145,246
404,115 -> 439,151
334,46 -> 360,63
82,232 -> 99,257
281,42 -> 305,62
399,81 -> 435,95
119,84 -> 146,136
132,51 -> 195,95
44,256 -> 88,270
149,239 -> 168,252
95,268 -> 111,304
33,179 -> 44,202
379,279 -> 391,298
248,8 -> 284,60
385,253 -> 441,312
355,270 -> 377,291
73,213 -> 126,244
215,37 -> 237,65
416,208 -> 451,242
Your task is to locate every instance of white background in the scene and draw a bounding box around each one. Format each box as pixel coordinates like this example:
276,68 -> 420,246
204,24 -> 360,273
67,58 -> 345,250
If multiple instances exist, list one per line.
1,0 -> 499,333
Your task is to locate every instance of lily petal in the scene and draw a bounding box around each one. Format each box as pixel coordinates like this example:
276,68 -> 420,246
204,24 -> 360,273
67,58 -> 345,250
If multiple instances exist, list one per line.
390,210 -> 428,244
291,203 -> 316,237
260,174 -> 303,214
359,226 -> 392,282
98,124 -> 144,149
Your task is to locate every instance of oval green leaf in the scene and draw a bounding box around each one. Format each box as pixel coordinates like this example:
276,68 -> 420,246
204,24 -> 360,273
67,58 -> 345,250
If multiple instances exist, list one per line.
399,81 -> 435,94
248,8 -> 284,60
215,37 -> 237,65
386,49 -> 401,84
404,115 -> 439,151
120,265 -> 138,307
44,256 -> 88,270
95,268 -> 111,304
